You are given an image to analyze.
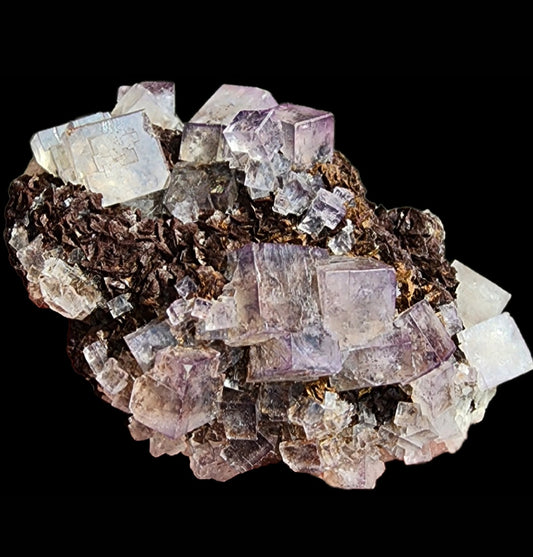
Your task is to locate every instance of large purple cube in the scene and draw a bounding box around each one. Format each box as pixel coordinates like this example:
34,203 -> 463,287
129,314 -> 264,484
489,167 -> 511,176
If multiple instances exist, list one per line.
316,256 -> 397,348
273,103 -> 334,168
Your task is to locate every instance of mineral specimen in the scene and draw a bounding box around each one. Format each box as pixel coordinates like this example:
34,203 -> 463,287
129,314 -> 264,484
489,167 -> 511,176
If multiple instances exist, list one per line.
5,81 -> 532,490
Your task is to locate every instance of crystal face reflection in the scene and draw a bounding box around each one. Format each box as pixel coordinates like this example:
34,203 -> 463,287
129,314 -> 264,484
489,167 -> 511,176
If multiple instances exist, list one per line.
5,81 -> 532,489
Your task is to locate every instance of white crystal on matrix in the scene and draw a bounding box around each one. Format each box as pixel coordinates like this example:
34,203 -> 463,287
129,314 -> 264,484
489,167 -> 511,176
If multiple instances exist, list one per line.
30,112 -> 111,176
179,84 -> 278,163
8,80 -> 533,491
452,260 -> 511,328
190,84 -> 278,126
457,313 -> 533,390
59,111 -> 170,207
113,81 -> 183,131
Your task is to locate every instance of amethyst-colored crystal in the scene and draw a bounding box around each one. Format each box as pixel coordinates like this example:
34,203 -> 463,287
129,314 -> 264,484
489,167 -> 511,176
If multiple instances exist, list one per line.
317,256 -> 397,348
5,80 -> 532,491
273,103 -> 334,168
393,299 -> 456,383
129,346 -> 222,438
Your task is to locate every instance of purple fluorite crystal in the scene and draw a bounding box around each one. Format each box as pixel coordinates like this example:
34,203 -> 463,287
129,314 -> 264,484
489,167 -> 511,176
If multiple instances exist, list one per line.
4,81 -> 532,490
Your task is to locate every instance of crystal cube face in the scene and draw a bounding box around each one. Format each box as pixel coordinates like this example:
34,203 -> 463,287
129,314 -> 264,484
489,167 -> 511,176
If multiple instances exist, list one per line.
30,112 -> 111,177
56,111 -> 170,206
179,123 -> 229,163
113,81 -> 183,131
273,103 -> 334,168
124,318 -> 176,372
457,312 -> 533,390
317,256 -> 397,348
129,346 -> 222,439
223,108 -> 282,161
331,328 -> 413,390
298,189 -> 346,236
247,331 -> 342,383
212,243 -> 328,346
190,84 -> 278,125
393,299 -> 456,383
452,260 -> 511,328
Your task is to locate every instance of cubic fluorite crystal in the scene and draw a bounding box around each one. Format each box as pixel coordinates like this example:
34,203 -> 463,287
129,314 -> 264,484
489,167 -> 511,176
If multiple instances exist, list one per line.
5,81 -> 532,490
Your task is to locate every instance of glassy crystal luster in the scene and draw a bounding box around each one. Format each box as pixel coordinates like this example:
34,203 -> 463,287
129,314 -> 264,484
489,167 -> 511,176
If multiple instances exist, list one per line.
5,81 -> 531,490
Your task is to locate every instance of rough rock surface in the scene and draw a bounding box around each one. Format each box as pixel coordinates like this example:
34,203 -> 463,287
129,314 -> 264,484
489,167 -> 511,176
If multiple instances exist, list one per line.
5,82 -> 532,489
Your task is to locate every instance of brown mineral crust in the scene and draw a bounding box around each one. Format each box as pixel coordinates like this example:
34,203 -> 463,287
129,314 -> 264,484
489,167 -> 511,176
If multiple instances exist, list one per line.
316,152 -> 458,311
154,126 -> 182,166
341,385 -> 412,426
4,172 -> 62,272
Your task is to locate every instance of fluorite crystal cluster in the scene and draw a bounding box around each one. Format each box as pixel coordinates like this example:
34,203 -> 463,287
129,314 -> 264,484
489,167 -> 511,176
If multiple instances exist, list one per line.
5,81 -> 532,489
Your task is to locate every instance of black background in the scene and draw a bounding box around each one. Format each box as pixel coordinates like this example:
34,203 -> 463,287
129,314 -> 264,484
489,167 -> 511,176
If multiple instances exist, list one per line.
1,75 -> 531,497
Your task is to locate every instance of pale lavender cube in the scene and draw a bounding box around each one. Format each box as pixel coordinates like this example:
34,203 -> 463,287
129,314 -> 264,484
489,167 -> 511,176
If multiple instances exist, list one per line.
393,299 -> 456,383
129,346 -> 222,438
247,330 -> 341,382
190,84 -> 278,126
317,256 -> 397,348
298,188 -> 346,236
124,317 -> 176,372
223,108 -> 282,161
273,103 -> 334,168
331,328 -> 413,390
221,243 -> 328,345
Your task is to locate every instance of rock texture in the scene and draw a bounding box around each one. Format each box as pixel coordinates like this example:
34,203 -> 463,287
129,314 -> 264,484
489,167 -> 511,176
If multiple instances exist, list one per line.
5,81 -> 532,489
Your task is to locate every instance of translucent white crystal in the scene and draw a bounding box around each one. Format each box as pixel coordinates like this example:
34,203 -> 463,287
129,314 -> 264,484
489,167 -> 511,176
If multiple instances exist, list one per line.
45,111 -> 170,207
190,297 -> 213,320
223,108 -> 282,161
190,84 -> 278,126
273,103 -> 334,168
107,294 -> 133,318
124,318 -> 176,372
243,158 -> 278,193
457,312 -> 533,390
113,81 -> 183,131
175,276 -> 198,299
83,340 -> 129,396
39,257 -> 103,320
327,219 -> 355,255
298,188 -> 346,236
30,112 -> 111,175
273,171 -> 322,216
8,222 -> 29,251
452,260 -> 511,328
83,340 -> 108,374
